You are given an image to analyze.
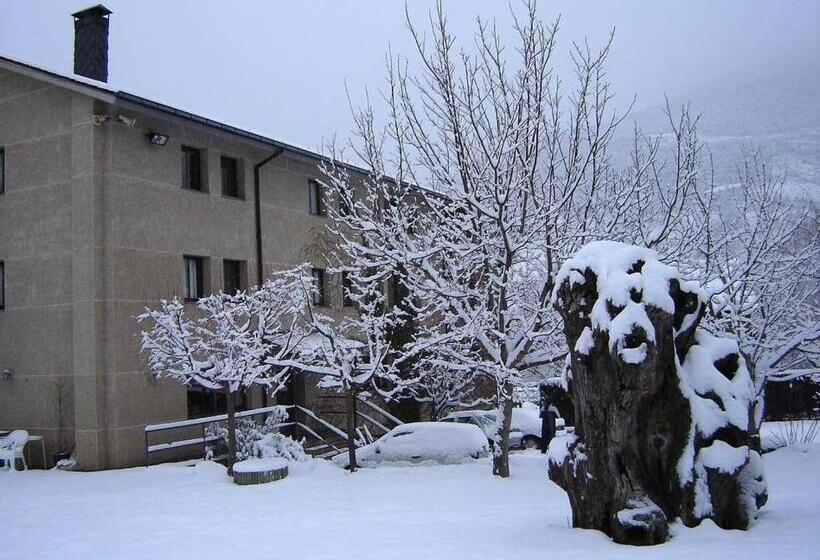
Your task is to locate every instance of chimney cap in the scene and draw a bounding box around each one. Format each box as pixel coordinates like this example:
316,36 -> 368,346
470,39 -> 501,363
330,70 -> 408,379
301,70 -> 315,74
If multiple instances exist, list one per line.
71,4 -> 112,20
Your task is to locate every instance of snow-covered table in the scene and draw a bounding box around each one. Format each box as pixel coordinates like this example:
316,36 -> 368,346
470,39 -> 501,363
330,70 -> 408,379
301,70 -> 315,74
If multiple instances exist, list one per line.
232,458 -> 288,485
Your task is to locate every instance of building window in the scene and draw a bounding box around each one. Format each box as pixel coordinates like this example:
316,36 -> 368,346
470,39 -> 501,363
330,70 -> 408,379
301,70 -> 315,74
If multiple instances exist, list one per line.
184,256 -> 205,300
338,185 -> 352,216
342,271 -> 354,307
187,385 -> 247,419
223,259 -> 244,294
0,261 -> 4,309
181,146 -> 203,191
0,147 -> 5,194
221,156 -> 241,198
312,268 -> 326,306
308,179 -> 324,216
388,276 -> 402,308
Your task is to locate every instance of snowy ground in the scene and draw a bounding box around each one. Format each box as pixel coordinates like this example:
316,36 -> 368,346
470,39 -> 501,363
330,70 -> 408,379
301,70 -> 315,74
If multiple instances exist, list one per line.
1,441 -> 818,560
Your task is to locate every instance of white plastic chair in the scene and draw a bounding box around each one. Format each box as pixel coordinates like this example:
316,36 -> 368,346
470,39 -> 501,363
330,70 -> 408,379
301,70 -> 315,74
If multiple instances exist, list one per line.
0,430 -> 29,471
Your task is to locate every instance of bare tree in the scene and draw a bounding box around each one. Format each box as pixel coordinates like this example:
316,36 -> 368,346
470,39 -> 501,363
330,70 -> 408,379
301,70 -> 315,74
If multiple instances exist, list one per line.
321,1 -> 629,477
322,0 -> 816,477
696,153 -> 819,424
412,363 -> 493,420
293,263 -> 420,472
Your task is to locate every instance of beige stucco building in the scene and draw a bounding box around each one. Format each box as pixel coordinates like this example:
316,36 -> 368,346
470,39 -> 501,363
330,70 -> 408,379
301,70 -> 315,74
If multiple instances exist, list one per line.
0,6 -> 374,470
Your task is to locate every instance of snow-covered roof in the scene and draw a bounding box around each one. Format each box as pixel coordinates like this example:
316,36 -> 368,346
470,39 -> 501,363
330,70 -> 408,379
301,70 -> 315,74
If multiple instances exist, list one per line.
0,51 -> 360,171
0,51 -> 444,198
0,51 -> 117,93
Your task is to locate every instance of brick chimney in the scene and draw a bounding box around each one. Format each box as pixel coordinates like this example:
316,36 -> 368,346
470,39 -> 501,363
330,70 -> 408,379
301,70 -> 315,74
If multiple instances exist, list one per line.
72,5 -> 112,82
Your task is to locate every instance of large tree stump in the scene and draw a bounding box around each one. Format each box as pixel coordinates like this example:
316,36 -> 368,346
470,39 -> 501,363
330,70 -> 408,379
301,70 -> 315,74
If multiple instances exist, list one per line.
548,242 -> 766,545
232,458 -> 289,485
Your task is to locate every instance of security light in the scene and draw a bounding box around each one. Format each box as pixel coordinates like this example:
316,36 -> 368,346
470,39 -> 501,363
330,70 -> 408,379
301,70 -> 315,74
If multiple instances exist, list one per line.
147,132 -> 170,147
117,115 -> 137,128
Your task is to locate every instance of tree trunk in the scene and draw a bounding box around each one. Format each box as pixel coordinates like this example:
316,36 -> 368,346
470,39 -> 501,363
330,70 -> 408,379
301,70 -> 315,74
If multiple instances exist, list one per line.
492,389 -> 513,478
549,249 -> 767,545
432,396 -> 444,421
745,355 -> 764,454
225,386 -> 237,475
346,385 -> 358,472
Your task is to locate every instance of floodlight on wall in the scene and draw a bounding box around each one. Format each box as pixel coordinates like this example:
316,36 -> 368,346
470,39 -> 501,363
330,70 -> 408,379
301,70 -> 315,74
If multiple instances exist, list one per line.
1,368 -> 12,380
147,132 -> 170,147
117,114 -> 137,128
91,114 -> 110,126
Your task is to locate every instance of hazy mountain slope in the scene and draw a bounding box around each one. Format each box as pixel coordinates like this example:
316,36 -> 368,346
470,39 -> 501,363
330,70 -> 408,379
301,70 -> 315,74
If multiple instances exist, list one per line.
621,68 -> 820,201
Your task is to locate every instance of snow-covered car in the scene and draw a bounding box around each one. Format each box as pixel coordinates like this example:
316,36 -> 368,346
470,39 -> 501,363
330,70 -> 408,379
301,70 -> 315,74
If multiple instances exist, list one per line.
512,403 -> 566,449
440,410 -> 524,448
332,422 -> 489,468
441,406 -> 565,450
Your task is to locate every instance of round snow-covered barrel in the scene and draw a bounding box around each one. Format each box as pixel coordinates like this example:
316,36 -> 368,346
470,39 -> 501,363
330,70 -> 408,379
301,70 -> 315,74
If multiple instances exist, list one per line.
232,458 -> 288,485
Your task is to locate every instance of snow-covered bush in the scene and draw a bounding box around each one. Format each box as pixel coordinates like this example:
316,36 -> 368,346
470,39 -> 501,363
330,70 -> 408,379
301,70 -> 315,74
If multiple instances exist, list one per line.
764,419 -> 819,451
210,409 -> 309,463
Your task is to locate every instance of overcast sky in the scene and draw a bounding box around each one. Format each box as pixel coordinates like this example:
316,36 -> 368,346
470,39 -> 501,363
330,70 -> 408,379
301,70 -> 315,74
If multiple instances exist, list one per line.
1,0 -> 818,153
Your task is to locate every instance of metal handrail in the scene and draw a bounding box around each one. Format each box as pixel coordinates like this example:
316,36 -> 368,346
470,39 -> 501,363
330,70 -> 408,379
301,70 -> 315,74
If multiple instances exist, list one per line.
291,405 -> 353,442
144,405 -> 285,465
145,405 -> 283,432
144,404 -> 355,465
355,409 -> 390,435
143,398 -> 405,466
355,397 -> 404,427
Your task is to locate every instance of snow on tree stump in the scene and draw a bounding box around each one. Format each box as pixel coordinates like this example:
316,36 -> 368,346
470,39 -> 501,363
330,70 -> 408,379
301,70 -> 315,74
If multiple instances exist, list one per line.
232,458 -> 289,486
548,241 -> 767,546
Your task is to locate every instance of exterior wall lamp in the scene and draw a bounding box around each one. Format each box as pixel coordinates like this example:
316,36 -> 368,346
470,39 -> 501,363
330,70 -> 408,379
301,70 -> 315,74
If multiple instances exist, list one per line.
1,368 -> 13,380
147,132 -> 169,146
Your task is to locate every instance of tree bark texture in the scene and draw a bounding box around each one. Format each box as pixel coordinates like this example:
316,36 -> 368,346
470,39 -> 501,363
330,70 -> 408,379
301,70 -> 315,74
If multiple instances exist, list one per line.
233,464 -> 288,485
346,385 -> 358,472
549,250 -> 767,545
225,386 -> 237,475
492,389 -> 514,478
